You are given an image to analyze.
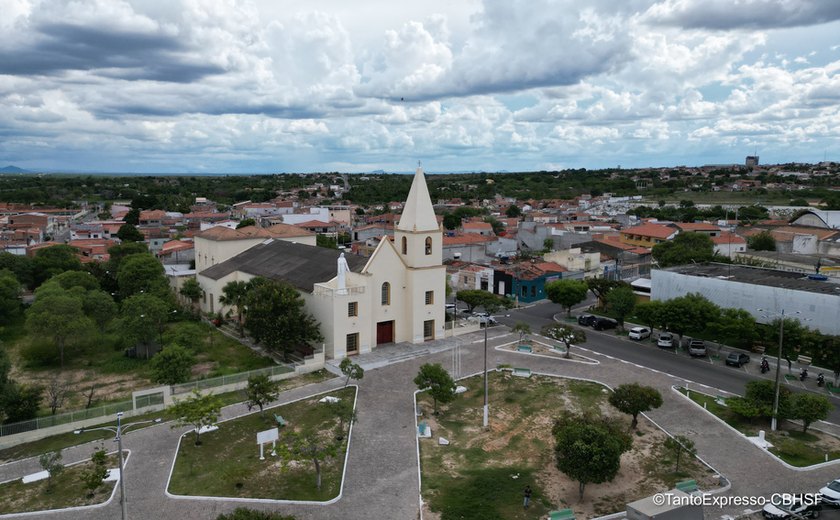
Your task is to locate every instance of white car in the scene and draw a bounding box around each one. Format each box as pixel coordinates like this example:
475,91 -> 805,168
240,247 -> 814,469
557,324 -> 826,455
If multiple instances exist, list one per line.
628,327 -> 651,340
657,333 -> 675,349
820,479 -> 840,505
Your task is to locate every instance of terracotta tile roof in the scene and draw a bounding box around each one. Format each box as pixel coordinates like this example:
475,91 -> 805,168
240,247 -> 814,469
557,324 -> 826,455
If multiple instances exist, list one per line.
139,210 -> 167,220
462,222 -> 492,230
295,219 -> 339,228
620,223 -> 676,240
442,234 -> 495,246
711,232 -> 746,245
672,222 -> 721,232
196,223 -> 312,241
160,240 -> 195,253
533,262 -> 567,273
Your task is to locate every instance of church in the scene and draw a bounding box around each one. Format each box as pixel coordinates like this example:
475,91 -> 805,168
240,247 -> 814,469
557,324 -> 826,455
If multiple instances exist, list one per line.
195,167 -> 446,359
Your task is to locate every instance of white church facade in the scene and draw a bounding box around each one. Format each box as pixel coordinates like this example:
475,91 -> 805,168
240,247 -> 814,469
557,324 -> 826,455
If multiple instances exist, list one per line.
195,167 -> 446,359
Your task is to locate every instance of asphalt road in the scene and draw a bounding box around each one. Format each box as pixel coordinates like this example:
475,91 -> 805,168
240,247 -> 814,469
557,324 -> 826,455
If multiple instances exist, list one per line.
498,300 -> 840,425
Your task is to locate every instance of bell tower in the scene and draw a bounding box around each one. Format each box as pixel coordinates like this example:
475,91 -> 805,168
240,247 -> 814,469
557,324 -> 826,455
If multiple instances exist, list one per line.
395,166 -> 442,267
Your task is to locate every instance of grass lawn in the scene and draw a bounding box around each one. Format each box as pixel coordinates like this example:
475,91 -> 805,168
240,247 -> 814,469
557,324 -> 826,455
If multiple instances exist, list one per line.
0,369 -> 335,463
419,373 -> 716,520
0,451 -> 120,515
678,387 -> 840,466
168,386 -> 355,501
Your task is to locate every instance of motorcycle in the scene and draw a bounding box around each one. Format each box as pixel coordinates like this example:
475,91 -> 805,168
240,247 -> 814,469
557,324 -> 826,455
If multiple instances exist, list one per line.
818,373 -> 825,387
760,358 -> 770,374
800,368 -> 809,381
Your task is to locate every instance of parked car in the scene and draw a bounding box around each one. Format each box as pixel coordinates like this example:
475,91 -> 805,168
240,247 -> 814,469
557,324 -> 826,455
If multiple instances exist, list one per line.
820,479 -> 840,506
657,333 -> 675,349
577,314 -> 597,326
688,339 -> 707,357
628,327 -> 651,340
592,317 -> 618,331
762,497 -> 822,518
726,352 -> 750,367
469,312 -> 497,325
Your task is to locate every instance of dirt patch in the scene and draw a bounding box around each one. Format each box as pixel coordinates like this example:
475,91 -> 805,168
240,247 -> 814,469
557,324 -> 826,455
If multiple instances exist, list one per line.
9,369 -> 152,410
190,362 -> 216,378
419,374 -> 718,519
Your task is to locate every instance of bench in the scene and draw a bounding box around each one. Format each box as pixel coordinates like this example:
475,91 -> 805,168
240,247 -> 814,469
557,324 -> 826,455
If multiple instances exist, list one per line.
513,368 -> 532,378
548,509 -> 576,520
517,345 -> 533,353
274,414 -> 287,427
797,355 -> 812,366
676,479 -> 699,494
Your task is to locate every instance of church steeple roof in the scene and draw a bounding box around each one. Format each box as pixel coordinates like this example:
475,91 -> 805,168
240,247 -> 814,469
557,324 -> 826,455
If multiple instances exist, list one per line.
397,167 -> 439,232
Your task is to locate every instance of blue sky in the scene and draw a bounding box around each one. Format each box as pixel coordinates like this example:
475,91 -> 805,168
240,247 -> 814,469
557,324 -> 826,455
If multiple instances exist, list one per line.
1,0 -> 839,173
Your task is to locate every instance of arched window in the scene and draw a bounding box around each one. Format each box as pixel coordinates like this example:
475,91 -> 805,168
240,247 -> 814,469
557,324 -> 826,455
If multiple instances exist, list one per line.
401,236 -> 407,255
381,282 -> 390,305
425,236 -> 432,255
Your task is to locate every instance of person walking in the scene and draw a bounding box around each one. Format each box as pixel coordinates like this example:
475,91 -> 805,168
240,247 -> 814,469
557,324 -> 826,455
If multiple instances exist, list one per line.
523,485 -> 532,509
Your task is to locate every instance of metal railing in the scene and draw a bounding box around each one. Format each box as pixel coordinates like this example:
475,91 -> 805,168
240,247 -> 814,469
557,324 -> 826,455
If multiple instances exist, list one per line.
0,400 -> 136,437
170,364 -> 294,395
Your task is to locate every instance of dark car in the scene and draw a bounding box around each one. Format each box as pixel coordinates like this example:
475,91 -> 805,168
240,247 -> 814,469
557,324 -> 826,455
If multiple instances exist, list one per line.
578,314 -> 597,326
592,317 -> 618,331
726,352 -> 750,367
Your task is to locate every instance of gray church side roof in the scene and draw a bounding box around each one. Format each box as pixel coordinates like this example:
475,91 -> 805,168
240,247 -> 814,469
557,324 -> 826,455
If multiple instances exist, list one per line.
199,239 -> 368,293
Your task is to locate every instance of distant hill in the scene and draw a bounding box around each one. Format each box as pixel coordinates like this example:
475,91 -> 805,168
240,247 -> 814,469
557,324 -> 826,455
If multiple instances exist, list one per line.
0,165 -> 31,173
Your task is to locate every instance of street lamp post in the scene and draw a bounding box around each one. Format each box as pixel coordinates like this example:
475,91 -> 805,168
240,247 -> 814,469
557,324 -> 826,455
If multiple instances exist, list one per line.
74,412 -> 161,520
758,308 -> 799,432
481,312 -> 510,429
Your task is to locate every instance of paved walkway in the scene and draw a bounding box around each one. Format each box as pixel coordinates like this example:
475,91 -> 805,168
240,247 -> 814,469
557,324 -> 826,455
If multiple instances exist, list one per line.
2,327 -> 838,519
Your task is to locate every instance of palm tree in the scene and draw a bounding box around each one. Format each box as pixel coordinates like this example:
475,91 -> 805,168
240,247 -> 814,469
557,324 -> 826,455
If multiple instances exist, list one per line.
219,280 -> 250,336
179,278 -> 204,315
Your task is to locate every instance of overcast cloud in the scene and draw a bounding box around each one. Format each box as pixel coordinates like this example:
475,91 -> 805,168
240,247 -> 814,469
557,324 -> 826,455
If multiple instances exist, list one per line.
0,0 -> 838,173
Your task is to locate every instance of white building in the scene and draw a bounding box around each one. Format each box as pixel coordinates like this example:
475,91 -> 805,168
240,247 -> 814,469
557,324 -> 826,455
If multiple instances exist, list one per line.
652,263 -> 840,335
196,167 -> 446,359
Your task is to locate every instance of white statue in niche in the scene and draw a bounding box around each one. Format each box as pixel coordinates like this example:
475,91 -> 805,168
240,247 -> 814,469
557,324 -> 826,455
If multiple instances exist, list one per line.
337,252 -> 349,294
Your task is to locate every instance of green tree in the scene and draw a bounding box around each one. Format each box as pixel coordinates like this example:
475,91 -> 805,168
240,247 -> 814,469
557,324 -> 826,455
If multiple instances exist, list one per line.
117,253 -> 169,299
244,279 -> 323,362
32,245 -> 83,287
553,412 -> 632,500
608,383 -> 663,429
170,390 -> 222,446
505,205 -> 521,218
339,358 -> 364,388
39,451 -> 64,492
179,278 -> 204,311
707,308 -> 756,350
545,279 -> 588,317
278,429 -> 338,491
120,293 -> 170,358
414,363 -> 456,415
245,374 -> 280,415
652,232 -> 715,267
455,289 -> 511,313
660,293 -> 720,342
543,238 -> 554,252
81,448 -> 109,497
0,270 -> 22,324
82,290 -> 118,332
123,207 -> 140,225
585,278 -> 624,307
150,344 -> 195,384
0,382 -> 43,423
26,292 -> 95,367
663,434 -> 696,472
512,322 -> 531,343
747,230 -> 776,251
328,398 -> 356,440
606,285 -> 636,330
790,393 -> 831,433
116,223 -> 144,242
483,216 -> 504,235
219,280 -> 250,336
236,218 -> 256,229
541,323 -> 585,358
48,270 -> 100,291
634,300 -> 665,332
0,252 -> 34,289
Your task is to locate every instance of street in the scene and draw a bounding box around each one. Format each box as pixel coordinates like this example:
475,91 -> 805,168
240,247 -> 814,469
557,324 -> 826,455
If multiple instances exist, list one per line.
497,301 -> 840,425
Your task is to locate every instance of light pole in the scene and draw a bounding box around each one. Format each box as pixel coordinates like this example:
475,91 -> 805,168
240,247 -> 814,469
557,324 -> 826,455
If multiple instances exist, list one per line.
74,412 -> 162,520
481,312 -> 510,429
758,308 -> 799,431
